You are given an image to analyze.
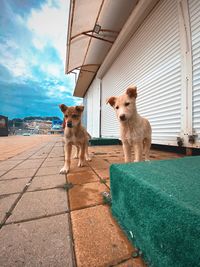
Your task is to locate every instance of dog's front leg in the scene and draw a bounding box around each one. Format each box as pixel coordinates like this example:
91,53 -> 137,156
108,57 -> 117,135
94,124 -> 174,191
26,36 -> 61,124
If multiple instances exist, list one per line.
73,145 -> 80,159
85,142 -> 91,161
134,142 -> 143,162
60,143 -> 72,174
123,141 -> 132,163
78,143 -> 86,167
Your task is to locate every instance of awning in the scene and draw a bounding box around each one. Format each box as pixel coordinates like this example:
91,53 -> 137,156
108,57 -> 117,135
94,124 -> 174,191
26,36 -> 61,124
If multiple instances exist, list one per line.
66,0 -> 138,97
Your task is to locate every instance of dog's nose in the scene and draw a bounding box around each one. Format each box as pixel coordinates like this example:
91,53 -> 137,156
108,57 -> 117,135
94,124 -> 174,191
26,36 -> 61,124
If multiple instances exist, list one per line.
67,121 -> 73,128
119,114 -> 126,121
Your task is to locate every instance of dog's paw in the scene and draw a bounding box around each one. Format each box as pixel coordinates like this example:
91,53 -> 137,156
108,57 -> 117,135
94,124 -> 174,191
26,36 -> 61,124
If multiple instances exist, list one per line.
59,166 -> 69,174
86,156 -> 92,161
78,160 -> 85,167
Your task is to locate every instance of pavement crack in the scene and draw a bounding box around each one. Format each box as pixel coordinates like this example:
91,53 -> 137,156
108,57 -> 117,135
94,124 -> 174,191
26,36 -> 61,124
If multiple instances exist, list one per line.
4,211 -> 69,225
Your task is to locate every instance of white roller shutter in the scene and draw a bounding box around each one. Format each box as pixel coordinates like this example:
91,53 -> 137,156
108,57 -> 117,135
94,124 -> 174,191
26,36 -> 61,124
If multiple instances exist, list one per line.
85,78 -> 100,137
189,0 -> 200,147
82,97 -> 87,128
101,0 -> 182,145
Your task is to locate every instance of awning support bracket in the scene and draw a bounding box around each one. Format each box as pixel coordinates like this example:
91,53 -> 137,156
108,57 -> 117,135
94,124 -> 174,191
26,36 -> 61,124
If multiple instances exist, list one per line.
82,32 -> 114,44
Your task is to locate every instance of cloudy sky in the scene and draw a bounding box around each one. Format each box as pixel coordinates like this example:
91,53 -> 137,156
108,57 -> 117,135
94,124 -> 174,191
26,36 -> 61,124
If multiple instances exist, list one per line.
0,0 -> 81,119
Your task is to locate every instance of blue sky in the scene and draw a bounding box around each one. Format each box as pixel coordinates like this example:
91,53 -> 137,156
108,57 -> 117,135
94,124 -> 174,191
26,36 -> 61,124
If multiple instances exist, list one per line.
0,0 -> 81,119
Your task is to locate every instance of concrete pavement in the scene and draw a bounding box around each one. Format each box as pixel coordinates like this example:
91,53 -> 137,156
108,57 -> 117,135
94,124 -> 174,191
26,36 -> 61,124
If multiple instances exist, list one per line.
0,135 -> 182,266
0,137 -> 75,266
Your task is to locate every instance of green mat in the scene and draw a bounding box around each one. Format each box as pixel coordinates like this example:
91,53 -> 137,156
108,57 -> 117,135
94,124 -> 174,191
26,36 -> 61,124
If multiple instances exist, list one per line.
89,138 -> 121,146
110,156 -> 200,267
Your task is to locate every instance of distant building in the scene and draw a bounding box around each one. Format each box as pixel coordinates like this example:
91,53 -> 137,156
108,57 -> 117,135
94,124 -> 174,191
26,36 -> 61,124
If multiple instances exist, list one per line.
13,120 -> 52,135
0,115 -> 8,136
50,119 -> 63,134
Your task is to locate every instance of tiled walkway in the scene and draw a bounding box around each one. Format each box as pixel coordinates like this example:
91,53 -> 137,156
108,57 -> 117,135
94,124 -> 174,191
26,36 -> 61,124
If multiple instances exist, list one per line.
0,136 -> 182,267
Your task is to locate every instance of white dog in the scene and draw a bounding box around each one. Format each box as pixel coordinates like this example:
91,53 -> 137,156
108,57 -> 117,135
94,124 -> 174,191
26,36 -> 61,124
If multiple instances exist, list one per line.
107,86 -> 152,162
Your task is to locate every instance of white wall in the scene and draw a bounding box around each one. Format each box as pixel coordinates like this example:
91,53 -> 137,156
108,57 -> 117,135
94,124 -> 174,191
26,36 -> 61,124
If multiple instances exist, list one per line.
85,78 -> 100,138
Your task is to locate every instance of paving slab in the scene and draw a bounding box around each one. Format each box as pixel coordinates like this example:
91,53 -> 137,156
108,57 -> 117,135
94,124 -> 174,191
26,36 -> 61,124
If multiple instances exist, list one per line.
107,157 -> 125,164
7,188 -> 68,223
87,157 -> 110,169
11,151 -> 42,160
41,160 -> 64,167
49,152 -> 64,157
29,154 -> 48,159
12,154 -> 35,160
48,153 -> 64,158
0,170 -> 6,177
115,258 -> 146,267
67,170 -> 99,185
62,158 -> 92,172
27,174 -> 66,191
0,178 -> 30,195
69,159 -> 86,169
36,166 -> 61,176
0,168 -> 37,180
94,168 -> 110,179
14,159 -> 43,170
0,214 -> 74,267
0,161 -> 22,171
71,205 -> 133,267
0,194 -> 20,223
0,135 -> 57,160
49,151 -> 64,157
70,165 -> 92,173
1,159 -> 23,164
69,182 -> 108,210
44,156 -> 64,162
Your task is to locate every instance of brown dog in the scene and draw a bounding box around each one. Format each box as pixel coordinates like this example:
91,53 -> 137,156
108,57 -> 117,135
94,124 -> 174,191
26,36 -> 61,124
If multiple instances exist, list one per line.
59,104 -> 91,174
107,86 -> 151,162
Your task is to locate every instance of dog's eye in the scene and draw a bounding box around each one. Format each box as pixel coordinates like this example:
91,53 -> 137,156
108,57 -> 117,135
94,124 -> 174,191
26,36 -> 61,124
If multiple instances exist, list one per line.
65,115 -> 68,118
72,114 -> 79,119
116,106 -> 119,109
125,102 -> 130,106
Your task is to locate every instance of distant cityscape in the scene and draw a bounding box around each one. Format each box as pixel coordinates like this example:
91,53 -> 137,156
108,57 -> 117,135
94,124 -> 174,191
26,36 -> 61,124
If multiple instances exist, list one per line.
7,116 -> 64,135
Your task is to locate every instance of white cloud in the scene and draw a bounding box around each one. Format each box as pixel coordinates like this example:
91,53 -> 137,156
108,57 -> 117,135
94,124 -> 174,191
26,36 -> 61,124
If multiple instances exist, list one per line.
40,64 -> 61,78
27,0 -> 69,61
11,58 -> 27,77
57,85 -> 67,92
32,38 -> 45,50
46,73 -> 75,97
0,41 -> 32,81
47,85 -> 69,98
0,0 -> 74,92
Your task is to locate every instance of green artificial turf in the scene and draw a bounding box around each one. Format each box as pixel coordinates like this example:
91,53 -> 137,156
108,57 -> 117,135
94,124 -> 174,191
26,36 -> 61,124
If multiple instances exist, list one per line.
110,156 -> 200,267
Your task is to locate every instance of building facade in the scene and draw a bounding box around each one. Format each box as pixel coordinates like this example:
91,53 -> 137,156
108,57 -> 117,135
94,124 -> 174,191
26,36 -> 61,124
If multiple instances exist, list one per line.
67,0 -> 200,148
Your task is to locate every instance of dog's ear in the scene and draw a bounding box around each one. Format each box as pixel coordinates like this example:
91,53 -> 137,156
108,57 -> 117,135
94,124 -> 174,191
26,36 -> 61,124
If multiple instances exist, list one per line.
75,105 -> 84,113
106,97 -> 116,107
59,104 -> 68,113
126,86 -> 137,98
